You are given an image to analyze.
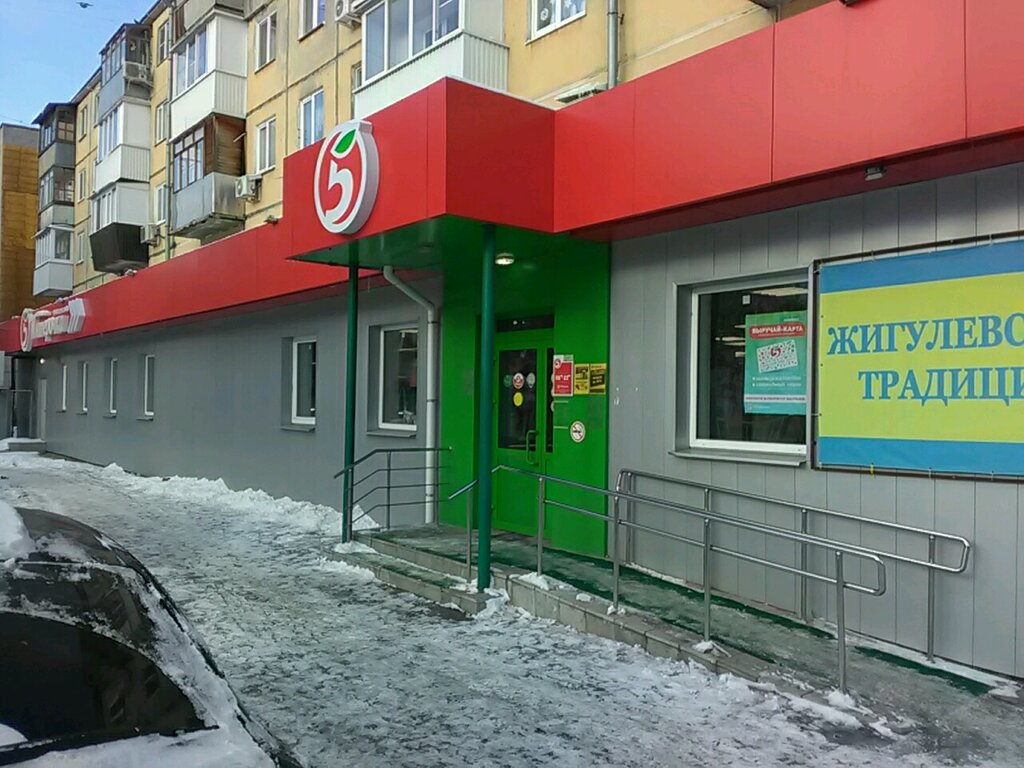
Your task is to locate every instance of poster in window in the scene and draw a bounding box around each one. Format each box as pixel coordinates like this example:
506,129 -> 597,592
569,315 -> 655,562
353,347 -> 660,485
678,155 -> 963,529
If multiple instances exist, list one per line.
743,311 -> 807,415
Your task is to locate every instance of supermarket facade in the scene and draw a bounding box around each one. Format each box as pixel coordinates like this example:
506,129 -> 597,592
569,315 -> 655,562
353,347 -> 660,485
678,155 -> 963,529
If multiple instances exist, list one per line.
5,1 -> 1024,679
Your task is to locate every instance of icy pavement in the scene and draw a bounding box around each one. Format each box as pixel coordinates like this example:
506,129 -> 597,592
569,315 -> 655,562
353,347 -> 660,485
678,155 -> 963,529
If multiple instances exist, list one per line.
0,454 -> 1012,768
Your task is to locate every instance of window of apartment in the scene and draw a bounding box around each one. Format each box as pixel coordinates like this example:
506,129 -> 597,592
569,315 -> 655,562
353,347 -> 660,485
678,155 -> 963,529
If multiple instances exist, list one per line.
154,102 -> 167,143
75,232 -> 89,265
57,109 -> 75,143
291,338 -> 317,425
157,21 -> 169,62
298,90 -> 324,148
172,126 -> 205,191
255,117 -> 276,172
107,358 -> 118,416
350,62 -> 362,116
300,0 -> 326,37
77,169 -> 87,201
143,355 -> 155,416
59,364 -> 68,412
173,24 -> 208,96
532,0 -> 586,37
363,0 -> 460,82
54,230 -> 71,261
38,171 -> 52,209
39,168 -> 74,209
255,12 -> 277,70
686,279 -> 809,455
153,183 -> 168,223
91,187 -> 118,232
78,105 -> 88,140
102,38 -> 124,83
378,326 -> 418,431
97,107 -> 121,161
79,361 -> 89,413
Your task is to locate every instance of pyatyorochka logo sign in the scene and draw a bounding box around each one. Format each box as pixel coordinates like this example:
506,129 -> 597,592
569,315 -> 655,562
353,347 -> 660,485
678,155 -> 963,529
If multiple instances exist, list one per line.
20,298 -> 87,352
314,120 -> 380,235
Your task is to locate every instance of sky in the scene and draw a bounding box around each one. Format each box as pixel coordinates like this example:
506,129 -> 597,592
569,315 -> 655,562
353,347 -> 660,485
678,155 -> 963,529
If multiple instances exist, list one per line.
0,0 -> 154,126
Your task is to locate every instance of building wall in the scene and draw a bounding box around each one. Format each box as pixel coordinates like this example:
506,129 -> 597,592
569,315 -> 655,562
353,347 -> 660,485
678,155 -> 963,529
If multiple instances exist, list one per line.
0,125 -> 41,318
37,276 -> 441,525
608,162 -> 1024,678
72,81 -> 104,293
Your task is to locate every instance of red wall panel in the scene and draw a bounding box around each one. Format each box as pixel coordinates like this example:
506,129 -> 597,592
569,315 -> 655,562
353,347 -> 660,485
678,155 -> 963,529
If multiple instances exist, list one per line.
633,27 -> 774,214
966,0 -> 1024,138
772,0 -> 966,181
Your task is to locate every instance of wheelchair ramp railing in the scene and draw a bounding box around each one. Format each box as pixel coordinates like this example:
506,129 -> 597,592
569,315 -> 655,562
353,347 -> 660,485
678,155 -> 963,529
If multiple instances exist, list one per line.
615,468 -> 971,663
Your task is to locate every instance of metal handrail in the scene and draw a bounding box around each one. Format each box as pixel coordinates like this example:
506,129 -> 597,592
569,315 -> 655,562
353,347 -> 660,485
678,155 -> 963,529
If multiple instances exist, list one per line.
616,467 -> 971,661
491,464 -> 886,693
333,447 -> 452,480
446,479 -> 478,572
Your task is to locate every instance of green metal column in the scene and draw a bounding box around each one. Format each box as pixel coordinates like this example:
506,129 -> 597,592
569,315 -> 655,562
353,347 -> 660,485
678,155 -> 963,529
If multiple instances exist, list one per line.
341,257 -> 360,542
476,224 -> 496,591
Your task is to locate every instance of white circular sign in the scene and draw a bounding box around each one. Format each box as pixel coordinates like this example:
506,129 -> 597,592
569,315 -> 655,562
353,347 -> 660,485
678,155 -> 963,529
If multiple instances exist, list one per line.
570,420 -> 586,443
314,120 -> 380,235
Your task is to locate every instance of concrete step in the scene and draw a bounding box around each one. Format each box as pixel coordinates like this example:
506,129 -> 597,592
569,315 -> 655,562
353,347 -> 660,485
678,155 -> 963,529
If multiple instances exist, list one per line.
358,530 -> 477,582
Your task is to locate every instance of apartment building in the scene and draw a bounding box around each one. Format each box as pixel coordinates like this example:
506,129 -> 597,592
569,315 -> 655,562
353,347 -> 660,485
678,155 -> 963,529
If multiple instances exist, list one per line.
0,124 -> 40,319
31,103 -> 77,298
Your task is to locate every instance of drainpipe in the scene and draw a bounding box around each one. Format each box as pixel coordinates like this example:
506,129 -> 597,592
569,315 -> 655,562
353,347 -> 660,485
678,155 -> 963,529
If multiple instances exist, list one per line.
382,266 -> 438,524
164,0 -> 175,261
607,0 -> 619,89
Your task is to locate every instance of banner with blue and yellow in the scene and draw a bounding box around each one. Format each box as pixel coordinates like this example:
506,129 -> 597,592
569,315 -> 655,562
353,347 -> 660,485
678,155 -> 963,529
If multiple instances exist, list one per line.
818,240 -> 1024,476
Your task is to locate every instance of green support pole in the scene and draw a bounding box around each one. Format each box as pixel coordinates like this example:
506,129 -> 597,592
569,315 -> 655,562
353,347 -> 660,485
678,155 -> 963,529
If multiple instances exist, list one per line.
341,257 -> 360,543
476,224 -> 496,591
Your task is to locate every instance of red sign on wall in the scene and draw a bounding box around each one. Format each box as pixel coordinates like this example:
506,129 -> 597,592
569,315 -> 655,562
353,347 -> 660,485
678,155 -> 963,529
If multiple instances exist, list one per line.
553,354 -> 574,397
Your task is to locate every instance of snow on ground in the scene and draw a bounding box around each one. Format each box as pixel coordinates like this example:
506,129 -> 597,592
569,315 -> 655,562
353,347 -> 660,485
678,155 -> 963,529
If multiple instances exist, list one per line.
0,454 -> 1010,767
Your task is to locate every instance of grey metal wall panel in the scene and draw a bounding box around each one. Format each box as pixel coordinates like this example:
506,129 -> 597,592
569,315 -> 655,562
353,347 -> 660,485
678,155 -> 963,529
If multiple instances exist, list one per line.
37,278 -> 441,530
609,163 -> 1024,677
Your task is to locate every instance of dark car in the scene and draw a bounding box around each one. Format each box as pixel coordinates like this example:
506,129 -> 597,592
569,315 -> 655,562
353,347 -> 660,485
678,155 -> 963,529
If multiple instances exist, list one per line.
0,503 -> 304,767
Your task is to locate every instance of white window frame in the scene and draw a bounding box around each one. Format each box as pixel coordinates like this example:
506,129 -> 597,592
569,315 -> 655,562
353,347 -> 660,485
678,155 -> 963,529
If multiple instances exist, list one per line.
77,169 -> 87,201
107,358 -> 118,416
361,0 -> 462,85
59,364 -> 68,412
255,117 -> 276,172
173,24 -> 209,96
143,355 -> 155,417
298,90 -> 324,149
78,106 -> 88,139
155,101 -> 167,143
530,0 -> 587,40
157,21 -> 169,62
80,361 -> 89,413
300,0 -> 326,37
685,275 -> 810,457
153,183 -> 168,224
291,337 -> 317,426
377,325 -> 418,432
255,11 -> 278,70
75,231 -> 88,265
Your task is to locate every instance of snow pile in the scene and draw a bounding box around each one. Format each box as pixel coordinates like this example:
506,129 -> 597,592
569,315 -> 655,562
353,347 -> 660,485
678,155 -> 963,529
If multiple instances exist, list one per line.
515,572 -> 558,591
332,541 -> 376,555
0,723 -> 26,747
784,694 -> 862,730
0,501 -> 32,561
316,557 -> 376,582
99,463 -> 345,536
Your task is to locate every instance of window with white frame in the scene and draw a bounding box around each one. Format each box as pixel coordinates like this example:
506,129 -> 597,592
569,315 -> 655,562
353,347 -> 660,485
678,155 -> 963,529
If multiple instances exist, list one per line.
154,102 -> 167,143
362,0 -> 460,82
255,12 -> 277,69
80,361 -> 89,413
77,169 -> 87,201
78,105 -> 88,139
298,90 -> 324,148
59,364 -> 68,412
157,21 -> 169,62
39,168 -> 74,209
102,37 -> 124,83
378,327 -> 418,430
97,107 -> 120,161
153,183 -> 168,224
300,0 -> 326,37
171,126 -> 204,191
686,279 -> 809,454
107,358 -> 118,416
143,355 -> 155,416
255,117 -> 276,172
91,187 -> 118,231
532,0 -> 586,37
173,24 -> 208,96
75,232 -> 89,265
54,229 -> 71,261
291,338 -> 317,425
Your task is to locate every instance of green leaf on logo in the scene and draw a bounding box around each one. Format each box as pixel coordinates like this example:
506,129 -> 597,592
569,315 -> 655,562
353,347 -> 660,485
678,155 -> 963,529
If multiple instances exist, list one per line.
334,129 -> 356,156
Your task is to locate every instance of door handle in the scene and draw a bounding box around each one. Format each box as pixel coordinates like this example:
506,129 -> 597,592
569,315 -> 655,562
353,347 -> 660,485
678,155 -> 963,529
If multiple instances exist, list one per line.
525,429 -> 538,465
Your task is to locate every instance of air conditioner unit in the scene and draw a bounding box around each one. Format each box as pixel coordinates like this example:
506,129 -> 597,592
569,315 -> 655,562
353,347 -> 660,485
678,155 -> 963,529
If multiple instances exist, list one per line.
140,223 -> 161,245
335,0 -> 361,27
235,174 -> 262,202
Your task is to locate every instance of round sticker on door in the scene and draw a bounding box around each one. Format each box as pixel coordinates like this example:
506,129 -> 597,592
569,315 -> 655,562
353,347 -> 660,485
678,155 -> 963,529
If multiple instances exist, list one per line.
513,372 -> 525,390
503,374 -> 512,388
513,392 -> 524,407
570,420 -> 586,443
526,372 -> 536,389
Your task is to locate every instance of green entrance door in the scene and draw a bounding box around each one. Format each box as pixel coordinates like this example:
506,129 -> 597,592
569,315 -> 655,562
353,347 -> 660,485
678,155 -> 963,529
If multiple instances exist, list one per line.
493,325 -> 554,536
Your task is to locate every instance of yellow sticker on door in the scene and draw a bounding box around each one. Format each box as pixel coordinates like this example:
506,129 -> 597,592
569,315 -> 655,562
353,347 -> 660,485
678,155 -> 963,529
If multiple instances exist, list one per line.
513,391 -> 524,407
574,364 -> 590,395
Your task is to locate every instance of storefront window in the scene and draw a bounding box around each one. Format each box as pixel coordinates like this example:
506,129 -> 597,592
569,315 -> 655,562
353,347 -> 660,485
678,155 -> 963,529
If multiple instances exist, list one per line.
689,280 -> 808,453
379,327 -> 417,430
292,338 -> 317,426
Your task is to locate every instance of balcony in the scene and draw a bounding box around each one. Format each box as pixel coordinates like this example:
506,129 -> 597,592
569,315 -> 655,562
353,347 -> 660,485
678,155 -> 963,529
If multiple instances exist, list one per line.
94,145 -> 150,192
38,141 -> 75,173
172,172 -> 244,242
90,222 -> 150,274
171,71 -> 246,138
98,62 -> 152,118
354,31 -> 509,118
33,259 -> 73,298
38,203 -> 73,232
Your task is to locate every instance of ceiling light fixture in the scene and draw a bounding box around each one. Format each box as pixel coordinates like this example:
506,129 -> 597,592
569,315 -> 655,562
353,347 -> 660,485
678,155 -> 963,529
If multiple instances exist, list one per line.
495,253 -> 515,266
